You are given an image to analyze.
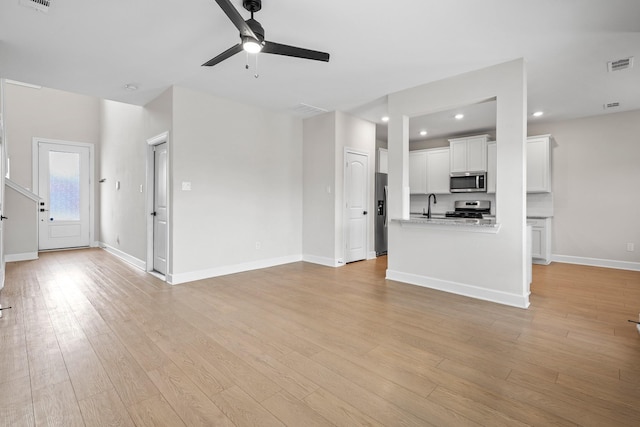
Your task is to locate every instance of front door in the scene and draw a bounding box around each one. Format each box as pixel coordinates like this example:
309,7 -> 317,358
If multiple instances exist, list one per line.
153,142 -> 168,275
345,151 -> 368,263
38,141 -> 91,250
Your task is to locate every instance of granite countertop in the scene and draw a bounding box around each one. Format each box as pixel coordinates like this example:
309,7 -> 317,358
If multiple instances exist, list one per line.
406,215 -> 497,226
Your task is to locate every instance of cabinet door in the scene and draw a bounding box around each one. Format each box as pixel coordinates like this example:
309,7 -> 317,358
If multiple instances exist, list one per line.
487,142 -> 497,193
531,227 -> 543,259
378,148 -> 388,173
409,151 -> 427,194
449,140 -> 468,173
527,137 -> 550,193
466,136 -> 488,171
426,148 -> 450,193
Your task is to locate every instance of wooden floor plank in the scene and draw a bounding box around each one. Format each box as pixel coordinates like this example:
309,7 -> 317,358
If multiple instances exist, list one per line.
1,249 -> 639,426
0,375 -> 34,427
78,388 -> 136,427
146,361 -> 235,427
32,380 -> 84,427
87,332 -> 159,406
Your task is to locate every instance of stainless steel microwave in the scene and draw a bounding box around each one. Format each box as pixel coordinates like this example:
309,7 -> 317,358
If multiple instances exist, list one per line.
450,171 -> 487,193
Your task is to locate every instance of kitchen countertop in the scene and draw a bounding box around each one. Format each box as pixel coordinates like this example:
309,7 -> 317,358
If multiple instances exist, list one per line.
396,214 -> 501,233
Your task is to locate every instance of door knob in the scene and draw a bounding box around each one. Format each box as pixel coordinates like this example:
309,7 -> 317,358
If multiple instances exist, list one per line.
151,212 -> 157,216
363,211 -> 368,215
0,215 -> 7,221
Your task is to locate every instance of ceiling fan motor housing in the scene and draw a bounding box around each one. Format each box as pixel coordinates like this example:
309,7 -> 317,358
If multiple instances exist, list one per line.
243,0 -> 261,13
245,18 -> 265,42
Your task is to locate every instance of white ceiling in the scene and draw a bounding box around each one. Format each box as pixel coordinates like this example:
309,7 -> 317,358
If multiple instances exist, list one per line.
1,0 -> 639,140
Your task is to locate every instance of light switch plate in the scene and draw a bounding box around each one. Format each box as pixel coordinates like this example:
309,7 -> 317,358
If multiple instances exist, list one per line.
182,181 -> 192,191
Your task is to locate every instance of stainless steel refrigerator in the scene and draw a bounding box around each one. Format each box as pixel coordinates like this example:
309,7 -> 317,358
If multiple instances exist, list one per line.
375,173 -> 388,256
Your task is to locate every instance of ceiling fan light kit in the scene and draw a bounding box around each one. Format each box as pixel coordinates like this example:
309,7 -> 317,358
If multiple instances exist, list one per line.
203,0 -> 330,68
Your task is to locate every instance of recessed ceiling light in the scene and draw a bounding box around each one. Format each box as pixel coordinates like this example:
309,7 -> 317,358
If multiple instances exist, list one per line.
420,130 -> 427,136
124,84 -> 138,91
532,111 -> 544,117
381,116 -> 389,122
454,114 -> 464,120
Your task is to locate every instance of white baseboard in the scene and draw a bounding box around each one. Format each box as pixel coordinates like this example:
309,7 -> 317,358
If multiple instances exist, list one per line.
552,254 -> 640,272
168,254 -> 304,285
5,252 -> 39,262
302,254 -> 345,268
367,251 -> 377,260
99,242 -> 146,271
386,269 -> 530,309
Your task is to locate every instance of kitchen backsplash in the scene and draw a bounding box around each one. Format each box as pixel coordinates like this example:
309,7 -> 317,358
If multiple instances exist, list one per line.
410,192 -> 554,217
410,194 -> 497,215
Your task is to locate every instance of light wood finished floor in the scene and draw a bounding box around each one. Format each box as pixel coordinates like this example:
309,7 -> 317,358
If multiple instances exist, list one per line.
1,249 -> 640,426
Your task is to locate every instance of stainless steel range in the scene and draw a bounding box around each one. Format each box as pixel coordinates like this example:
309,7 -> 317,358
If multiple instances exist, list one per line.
445,200 -> 491,219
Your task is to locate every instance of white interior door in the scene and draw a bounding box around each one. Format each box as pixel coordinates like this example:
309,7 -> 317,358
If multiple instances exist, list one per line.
38,142 -> 90,250
345,151 -> 368,263
153,142 -> 168,275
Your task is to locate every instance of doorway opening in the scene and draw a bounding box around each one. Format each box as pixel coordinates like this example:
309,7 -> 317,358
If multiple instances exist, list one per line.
146,132 -> 169,280
33,138 -> 94,251
344,149 -> 369,263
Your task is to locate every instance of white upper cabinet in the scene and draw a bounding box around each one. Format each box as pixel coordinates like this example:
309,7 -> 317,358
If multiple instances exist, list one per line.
486,141 -> 497,193
409,148 -> 450,194
449,135 -> 489,172
527,135 -> 552,193
409,150 -> 427,194
426,147 -> 450,194
485,136 -> 552,194
378,148 -> 388,173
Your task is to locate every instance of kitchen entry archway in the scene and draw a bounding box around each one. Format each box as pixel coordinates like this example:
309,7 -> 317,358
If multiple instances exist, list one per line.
33,139 -> 94,250
344,149 -> 369,263
146,132 -> 169,280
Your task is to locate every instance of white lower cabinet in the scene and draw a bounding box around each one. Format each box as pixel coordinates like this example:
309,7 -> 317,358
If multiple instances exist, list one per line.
528,217 -> 552,264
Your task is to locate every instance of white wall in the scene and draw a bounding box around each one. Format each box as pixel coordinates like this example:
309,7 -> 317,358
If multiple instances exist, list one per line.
4,84 -> 100,190
529,110 -> 640,267
4,186 -> 38,258
3,83 -> 101,252
334,112 -> 377,261
99,100 -> 146,262
302,111 -> 376,266
387,59 -> 529,308
303,112 -> 336,264
169,86 -> 303,282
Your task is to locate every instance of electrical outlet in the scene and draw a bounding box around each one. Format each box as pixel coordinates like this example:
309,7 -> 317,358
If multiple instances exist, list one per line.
255,241 -> 261,250
626,243 -> 635,252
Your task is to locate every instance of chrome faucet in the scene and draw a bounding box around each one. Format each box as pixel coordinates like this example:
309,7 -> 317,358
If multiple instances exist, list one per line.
427,193 -> 437,218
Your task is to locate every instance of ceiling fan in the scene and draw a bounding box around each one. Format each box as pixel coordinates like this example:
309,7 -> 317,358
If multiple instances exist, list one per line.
202,0 -> 330,68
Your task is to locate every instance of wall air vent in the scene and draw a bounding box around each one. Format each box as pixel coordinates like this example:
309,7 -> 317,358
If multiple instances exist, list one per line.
603,102 -> 620,110
607,57 -> 634,72
291,103 -> 328,117
19,0 -> 52,13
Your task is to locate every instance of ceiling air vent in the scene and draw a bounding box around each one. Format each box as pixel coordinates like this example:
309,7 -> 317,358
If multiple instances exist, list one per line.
19,0 -> 52,13
291,103 -> 328,117
603,102 -> 620,110
607,57 -> 634,72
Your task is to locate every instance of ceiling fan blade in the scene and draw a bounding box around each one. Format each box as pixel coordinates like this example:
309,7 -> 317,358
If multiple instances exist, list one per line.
202,44 -> 243,67
262,41 -> 330,62
214,0 -> 257,39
